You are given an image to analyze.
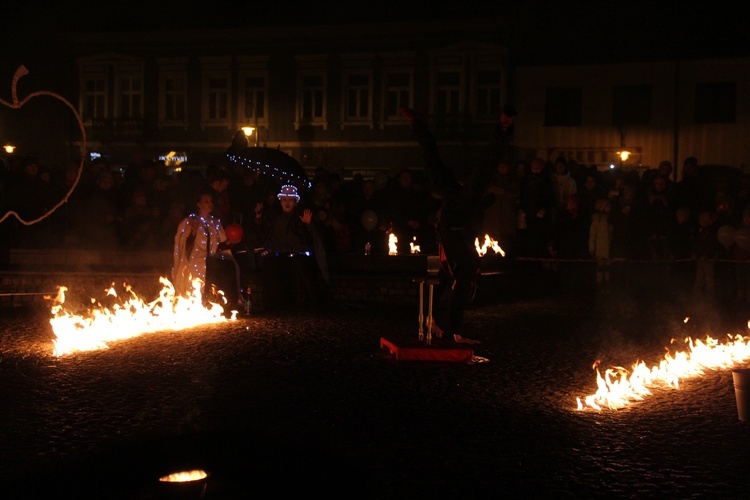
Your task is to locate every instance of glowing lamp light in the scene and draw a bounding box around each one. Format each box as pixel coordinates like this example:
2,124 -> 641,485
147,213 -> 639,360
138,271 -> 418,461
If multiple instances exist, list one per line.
3,144 -> 15,154
241,126 -> 255,138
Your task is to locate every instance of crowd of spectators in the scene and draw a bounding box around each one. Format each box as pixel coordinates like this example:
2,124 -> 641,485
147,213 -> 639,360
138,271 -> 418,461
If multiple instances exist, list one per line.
2,152 -> 750,301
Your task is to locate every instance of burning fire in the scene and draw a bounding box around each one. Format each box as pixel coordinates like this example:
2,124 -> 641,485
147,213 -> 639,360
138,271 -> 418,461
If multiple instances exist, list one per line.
388,232 -> 398,255
49,277 -> 236,357
410,236 -> 420,254
159,470 -> 208,483
576,330 -> 750,411
475,234 -> 505,257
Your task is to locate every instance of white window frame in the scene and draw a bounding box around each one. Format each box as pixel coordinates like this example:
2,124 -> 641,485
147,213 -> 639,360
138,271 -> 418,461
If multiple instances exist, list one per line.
158,58 -> 188,129
432,64 -> 464,117
295,55 -> 328,130
237,56 -> 270,137
471,49 -> 508,123
379,52 -> 415,129
200,57 -> 232,130
114,63 -> 144,120
78,63 -> 108,124
340,54 -> 374,130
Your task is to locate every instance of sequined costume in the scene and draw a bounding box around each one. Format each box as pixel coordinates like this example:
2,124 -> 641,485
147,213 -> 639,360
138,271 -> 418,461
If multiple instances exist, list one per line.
172,213 -> 229,297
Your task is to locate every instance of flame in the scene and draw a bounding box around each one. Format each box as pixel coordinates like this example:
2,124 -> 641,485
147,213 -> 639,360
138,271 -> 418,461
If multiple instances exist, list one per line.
576,333 -> 750,411
410,236 -> 421,254
50,277 -> 236,357
474,234 -> 505,257
388,232 -> 398,255
159,469 -> 208,483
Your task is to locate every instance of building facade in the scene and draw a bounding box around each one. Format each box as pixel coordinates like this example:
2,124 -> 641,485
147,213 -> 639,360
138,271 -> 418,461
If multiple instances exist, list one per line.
514,57 -> 750,178
70,19 -> 511,179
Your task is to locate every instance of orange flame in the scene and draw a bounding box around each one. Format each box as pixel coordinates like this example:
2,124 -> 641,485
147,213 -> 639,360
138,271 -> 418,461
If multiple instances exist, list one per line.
388,232 -> 398,255
576,332 -> 750,411
50,277 -> 236,357
474,234 -> 505,257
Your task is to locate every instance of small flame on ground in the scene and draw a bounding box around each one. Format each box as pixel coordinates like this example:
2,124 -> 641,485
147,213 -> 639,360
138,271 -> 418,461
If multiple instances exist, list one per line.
475,234 -> 505,257
388,232 -> 398,255
410,236 -> 420,254
159,469 -> 208,483
50,277 -> 236,357
576,332 -> 750,411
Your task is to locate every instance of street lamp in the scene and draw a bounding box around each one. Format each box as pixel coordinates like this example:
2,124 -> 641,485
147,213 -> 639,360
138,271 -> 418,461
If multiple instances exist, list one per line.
3,144 -> 15,154
241,126 -> 255,147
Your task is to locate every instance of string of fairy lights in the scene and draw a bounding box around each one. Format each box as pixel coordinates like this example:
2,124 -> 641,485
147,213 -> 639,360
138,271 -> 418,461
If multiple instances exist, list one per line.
226,152 -> 312,189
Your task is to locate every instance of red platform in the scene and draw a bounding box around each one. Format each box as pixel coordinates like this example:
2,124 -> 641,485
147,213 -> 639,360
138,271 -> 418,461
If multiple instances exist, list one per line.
380,337 -> 474,363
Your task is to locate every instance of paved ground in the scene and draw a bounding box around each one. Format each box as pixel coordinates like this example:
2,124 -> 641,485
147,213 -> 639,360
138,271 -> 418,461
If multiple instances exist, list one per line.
2,277 -> 750,499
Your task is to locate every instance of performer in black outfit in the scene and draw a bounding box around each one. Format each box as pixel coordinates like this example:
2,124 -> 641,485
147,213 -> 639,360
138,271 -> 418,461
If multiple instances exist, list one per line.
400,107 -> 515,344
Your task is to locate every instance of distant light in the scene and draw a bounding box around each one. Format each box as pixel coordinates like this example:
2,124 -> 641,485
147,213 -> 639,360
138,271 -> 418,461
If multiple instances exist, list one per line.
610,164 -> 615,169
242,126 -> 255,138
89,151 -> 101,160
3,144 -> 15,154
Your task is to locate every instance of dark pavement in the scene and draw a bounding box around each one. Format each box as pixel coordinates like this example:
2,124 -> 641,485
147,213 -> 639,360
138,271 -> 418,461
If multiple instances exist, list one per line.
2,280 -> 750,499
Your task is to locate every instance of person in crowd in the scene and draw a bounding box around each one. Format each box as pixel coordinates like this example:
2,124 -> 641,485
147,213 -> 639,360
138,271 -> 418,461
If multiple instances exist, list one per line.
480,159 -> 520,258
675,156 -> 703,222
73,170 -> 121,249
172,189 -> 242,313
257,184 -> 330,311
577,169 -> 605,224
347,178 -> 389,255
549,193 -> 590,291
609,181 -> 646,292
551,156 -> 577,211
588,197 -> 613,295
518,157 -> 556,258
642,173 -> 676,262
399,106 -> 495,344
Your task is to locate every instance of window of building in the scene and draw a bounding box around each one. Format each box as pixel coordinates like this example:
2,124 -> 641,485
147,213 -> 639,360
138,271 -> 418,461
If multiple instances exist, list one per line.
78,62 -> 108,123
200,58 -> 232,129
384,72 -> 412,118
380,52 -> 415,128
613,84 -> 652,126
475,69 -> 502,118
341,68 -> 373,129
694,82 -> 736,124
238,57 -> 270,135
82,74 -> 107,122
545,87 -> 582,126
118,75 -> 142,119
436,70 -> 462,115
158,59 -> 188,128
295,55 -> 328,130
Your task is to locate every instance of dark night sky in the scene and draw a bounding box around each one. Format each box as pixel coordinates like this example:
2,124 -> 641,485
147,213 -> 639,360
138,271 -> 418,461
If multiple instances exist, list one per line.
4,1 -> 750,64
